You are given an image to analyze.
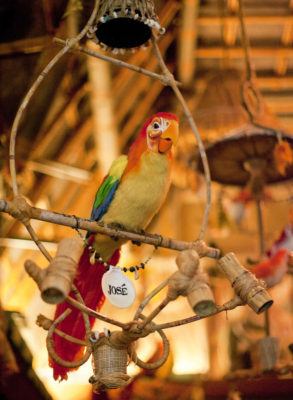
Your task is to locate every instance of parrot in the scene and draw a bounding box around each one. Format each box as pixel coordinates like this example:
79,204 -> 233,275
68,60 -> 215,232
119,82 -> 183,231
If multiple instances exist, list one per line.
250,248 -> 289,288
51,112 -> 179,380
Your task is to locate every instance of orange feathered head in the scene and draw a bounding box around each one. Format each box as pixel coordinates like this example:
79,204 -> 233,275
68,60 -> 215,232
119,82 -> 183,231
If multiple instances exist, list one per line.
125,112 -> 179,176
132,112 -> 179,155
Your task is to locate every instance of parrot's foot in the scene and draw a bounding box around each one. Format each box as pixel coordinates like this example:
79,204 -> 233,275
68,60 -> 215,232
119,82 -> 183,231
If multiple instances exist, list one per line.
107,222 -> 127,231
107,222 -> 127,241
131,229 -> 146,246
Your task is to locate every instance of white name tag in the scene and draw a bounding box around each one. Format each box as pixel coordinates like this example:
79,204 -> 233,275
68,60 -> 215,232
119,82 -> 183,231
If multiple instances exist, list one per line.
102,266 -> 136,308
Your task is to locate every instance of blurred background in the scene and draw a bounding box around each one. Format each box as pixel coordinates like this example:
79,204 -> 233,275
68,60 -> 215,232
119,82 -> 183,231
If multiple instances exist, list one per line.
0,1 -> 292,399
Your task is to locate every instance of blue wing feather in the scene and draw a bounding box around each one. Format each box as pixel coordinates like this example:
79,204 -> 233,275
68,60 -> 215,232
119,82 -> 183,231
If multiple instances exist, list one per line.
89,155 -> 128,223
90,180 -> 119,221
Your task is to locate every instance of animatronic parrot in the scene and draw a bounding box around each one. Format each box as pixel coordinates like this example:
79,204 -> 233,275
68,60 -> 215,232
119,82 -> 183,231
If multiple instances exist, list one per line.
51,112 -> 179,380
250,248 -> 289,288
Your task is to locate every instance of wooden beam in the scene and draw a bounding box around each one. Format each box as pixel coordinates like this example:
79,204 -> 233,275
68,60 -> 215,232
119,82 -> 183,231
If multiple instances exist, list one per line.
195,46 -> 293,58
178,0 -> 199,85
31,84 -> 90,160
0,36 -> 52,56
223,0 -> 239,47
276,2 -> 293,75
27,159 -> 92,183
194,75 -> 293,91
198,15 -> 293,26
0,238 -> 57,251
87,46 -> 119,174
266,93 -> 293,115
112,0 -> 180,101
119,79 -> 164,148
113,33 -> 174,125
278,115 -> 293,131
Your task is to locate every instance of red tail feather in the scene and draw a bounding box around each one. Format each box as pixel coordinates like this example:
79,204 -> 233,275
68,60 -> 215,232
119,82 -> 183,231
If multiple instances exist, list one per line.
50,236 -> 120,380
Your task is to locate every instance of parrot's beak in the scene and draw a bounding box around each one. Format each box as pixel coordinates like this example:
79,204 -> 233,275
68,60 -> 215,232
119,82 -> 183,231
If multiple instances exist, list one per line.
158,120 -> 179,153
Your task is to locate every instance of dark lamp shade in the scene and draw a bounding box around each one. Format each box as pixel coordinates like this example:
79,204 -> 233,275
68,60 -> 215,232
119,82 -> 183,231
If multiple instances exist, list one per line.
96,17 -> 152,49
198,124 -> 293,186
87,0 -> 164,52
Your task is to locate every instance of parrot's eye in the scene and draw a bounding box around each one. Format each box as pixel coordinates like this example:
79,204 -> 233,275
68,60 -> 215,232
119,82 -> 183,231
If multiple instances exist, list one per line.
153,122 -> 160,130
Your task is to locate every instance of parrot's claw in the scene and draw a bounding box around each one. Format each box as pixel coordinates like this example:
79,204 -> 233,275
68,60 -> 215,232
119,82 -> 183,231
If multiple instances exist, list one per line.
107,222 -> 127,241
131,240 -> 141,246
107,222 -> 127,231
89,375 -> 97,384
131,229 -> 146,246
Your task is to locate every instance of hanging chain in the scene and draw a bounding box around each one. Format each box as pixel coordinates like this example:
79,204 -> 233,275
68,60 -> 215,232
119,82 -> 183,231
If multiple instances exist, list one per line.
238,0 -> 254,82
238,0 -> 263,122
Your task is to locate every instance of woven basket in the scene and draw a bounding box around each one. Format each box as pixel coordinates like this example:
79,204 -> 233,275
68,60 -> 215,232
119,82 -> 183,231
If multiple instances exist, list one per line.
91,339 -> 130,391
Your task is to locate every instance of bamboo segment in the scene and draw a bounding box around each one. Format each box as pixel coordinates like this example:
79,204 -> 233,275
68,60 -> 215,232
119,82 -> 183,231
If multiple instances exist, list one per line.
187,283 -> 216,317
170,250 -> 217,316
218,252 -> 273,314
42,237 -> 84,303
24,260 -> 46,289
25,236 -> 84,304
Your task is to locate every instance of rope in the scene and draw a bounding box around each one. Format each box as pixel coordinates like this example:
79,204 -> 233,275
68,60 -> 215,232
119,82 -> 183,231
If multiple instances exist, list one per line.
232,270 -> 266,303
7,196 -> 31,225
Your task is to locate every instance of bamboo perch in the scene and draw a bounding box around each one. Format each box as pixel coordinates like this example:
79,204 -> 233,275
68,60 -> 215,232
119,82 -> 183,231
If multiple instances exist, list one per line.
0,197 -> 220,258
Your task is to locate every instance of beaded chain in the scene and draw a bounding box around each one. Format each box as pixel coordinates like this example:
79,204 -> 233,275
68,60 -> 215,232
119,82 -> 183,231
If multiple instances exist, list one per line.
94,251 -> 152,274
73,225 -> 154,279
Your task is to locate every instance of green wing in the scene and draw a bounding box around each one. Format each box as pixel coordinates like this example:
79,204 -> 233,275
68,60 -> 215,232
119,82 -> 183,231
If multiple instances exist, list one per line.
90,155 -> 128,221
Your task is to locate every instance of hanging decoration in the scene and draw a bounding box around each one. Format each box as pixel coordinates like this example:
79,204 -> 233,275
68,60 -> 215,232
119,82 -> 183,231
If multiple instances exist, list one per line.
87,0 -> 165,53
273,139 -> 293,176
250,248 -> 289,289
267,222 -> 293,257
101,266 -> 136,308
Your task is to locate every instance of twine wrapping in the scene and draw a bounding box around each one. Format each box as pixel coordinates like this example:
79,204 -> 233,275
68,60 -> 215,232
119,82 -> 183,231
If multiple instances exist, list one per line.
218,252 -> 273,314
91,336 -> 130,391
25,236 -> 84,304
7,196 -> 31,225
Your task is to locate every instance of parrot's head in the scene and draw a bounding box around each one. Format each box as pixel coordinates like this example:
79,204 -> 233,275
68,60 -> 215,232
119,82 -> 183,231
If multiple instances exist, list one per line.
145,112 -> 179,154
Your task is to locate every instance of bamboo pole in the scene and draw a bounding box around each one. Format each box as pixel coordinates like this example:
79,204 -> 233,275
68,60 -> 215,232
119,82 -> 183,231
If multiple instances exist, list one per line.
0,198 -> 220,258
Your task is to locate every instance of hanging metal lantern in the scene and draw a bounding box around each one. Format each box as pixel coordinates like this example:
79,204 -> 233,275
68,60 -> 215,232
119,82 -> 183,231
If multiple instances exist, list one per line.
87,0 -> 165,53
197,123 -> 293,187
